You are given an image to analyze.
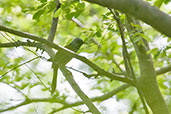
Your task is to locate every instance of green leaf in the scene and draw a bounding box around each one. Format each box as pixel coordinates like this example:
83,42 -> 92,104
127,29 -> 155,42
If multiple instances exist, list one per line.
164,0 -> 171,4
15,75 -> 23,82
139,33 -> 151,41
29,82 -> 40,88
47,1 -> 56,12
95,29 -> 102,37
130,23 -> 141,29
21,83 -> 29,89
132,36 -> 141,43
33,9 -> 45,20
54,8 -> 62,18
154,0 -> 164,7
147,48 -> 158,54
66,12 -> 75,19
38,0 -> 47,3
161,51 -> 167,57
37,3 -> 47,9
41,0 -> 47,3
77,2 -> 85,9
41,87 -> 49,91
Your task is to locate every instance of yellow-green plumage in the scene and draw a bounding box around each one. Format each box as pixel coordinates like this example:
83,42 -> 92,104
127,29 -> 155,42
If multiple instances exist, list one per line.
51,38 -> 84,94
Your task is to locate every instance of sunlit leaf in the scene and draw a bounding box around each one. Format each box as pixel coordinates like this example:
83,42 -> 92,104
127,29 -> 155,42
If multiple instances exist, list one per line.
54,8 -> 62,18
33,9 -> 45,20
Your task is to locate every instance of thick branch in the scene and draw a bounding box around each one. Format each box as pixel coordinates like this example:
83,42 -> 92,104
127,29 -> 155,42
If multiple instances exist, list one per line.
156,64 -> 171,75
110,9 -> 149,114
84,0 -> 171,38
126,16 -> 170,114
59,65 -> 101,114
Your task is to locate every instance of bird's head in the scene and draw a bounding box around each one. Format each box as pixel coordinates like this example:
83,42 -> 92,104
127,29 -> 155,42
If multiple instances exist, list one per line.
66,38 -> 84,52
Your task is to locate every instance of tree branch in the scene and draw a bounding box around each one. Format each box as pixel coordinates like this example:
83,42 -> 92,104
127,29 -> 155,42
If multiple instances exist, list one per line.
2,59 -> 169,114
0,98 -> 64,113
47,0 -> 60,42
1,81 -> 28,99
126,16 -> 170,114
0,56 -> 40,79
0,41 -> 43,49
43,0 -> 61,58
1,40 -> 170,76
84,0 -> 171,38
50,84 -> 129,114
110,9 -> 149,114
0,25 -> 170,85
59,65 -> 101,114
156,64 -> 171,75
0,25 -> 134,85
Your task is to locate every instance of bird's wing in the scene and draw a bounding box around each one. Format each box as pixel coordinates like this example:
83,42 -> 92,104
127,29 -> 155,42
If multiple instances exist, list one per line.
51,38 -> 83,94
51,51 -> 69,94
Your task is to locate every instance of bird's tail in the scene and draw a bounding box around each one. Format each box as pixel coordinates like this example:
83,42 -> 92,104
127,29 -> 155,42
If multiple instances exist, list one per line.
51,67 -> 58,94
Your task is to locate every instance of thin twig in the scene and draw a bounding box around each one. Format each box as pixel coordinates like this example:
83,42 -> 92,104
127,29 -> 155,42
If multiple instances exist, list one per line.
67,66 -> 98,78
112,58 -> 125,74
1,81 -> 28,98
47,0 -> 60,42
0,56 -> 40,79
0,98 -> 64,113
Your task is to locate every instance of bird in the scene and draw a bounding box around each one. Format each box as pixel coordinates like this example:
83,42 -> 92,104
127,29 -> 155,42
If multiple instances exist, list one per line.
51,38 -> 84,94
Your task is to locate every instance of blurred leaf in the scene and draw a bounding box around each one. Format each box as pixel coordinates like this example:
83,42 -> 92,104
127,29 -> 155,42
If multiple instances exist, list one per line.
154,0 -> 164,7
21,82 -> 29,89
14,75 -> 23,82
37,2 -> 47,9
132,36 -> 141,43
38,0 -> 47,3
29,82 -> 40,88
47,1 -> 56,12
139,33 -> 151,42
95,28 -> 102,37
33,9 -> 45,20
54,8 -> 62,18
164,0 -> 171,4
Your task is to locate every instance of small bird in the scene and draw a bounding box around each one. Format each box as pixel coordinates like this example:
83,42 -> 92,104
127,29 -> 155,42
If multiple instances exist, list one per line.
51,38 -> 84,94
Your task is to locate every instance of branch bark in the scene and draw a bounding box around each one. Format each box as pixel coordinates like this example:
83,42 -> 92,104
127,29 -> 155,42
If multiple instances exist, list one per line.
156,64 -> 171,75
126,16 -> 170,114
84,0 -> 171,38
47,0 -> 60,42
44,0 -> 61,58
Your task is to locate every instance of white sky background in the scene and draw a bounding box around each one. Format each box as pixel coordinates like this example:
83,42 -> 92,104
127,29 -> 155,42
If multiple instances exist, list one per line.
0,2 -> 171,114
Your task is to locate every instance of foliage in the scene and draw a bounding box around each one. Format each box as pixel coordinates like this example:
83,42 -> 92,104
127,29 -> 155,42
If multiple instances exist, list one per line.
0,0 -> 171,114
